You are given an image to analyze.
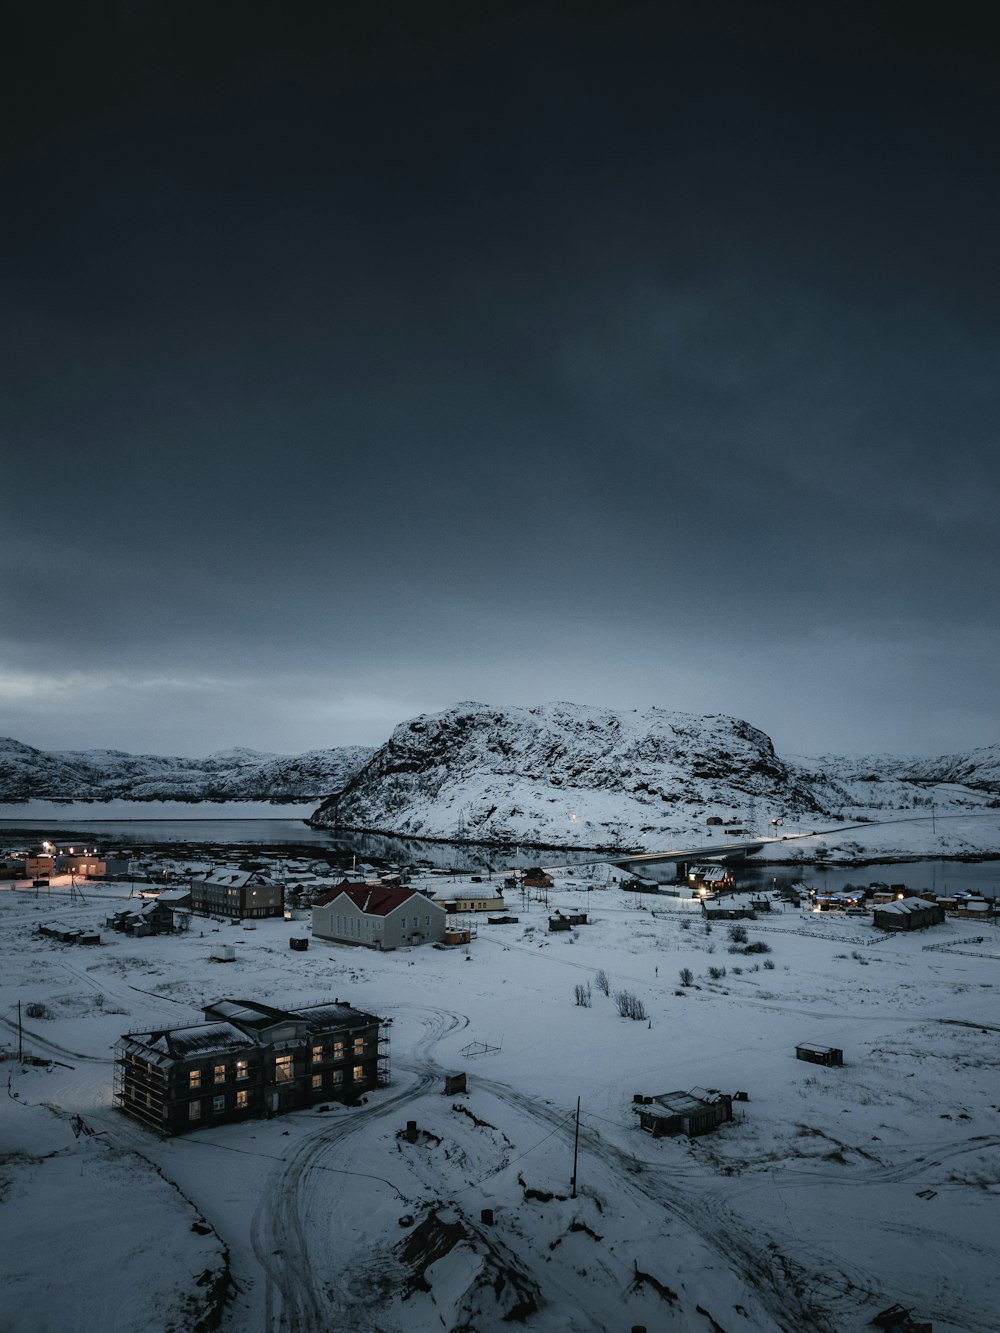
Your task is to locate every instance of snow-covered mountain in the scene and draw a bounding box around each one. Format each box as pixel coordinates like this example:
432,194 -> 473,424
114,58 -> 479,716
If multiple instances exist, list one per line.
308,702 -> 1000,850
6,705 -> 997,850
0,737 -> 373,803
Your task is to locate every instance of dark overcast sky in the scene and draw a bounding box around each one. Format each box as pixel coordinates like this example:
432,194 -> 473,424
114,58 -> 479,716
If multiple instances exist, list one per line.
3,2 -> 998,758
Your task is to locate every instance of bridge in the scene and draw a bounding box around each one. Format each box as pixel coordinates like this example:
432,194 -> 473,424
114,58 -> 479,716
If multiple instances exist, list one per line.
610,838 -> 769,872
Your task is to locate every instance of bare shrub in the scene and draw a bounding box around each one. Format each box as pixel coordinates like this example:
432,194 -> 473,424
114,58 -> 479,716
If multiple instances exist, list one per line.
728,924 -> 749,944
25,1002 -> 51,1019
679,967 -> 694,987
594,969 -> 611,996
614,989 -> 648,1020
763,959 -> 775,970
708,966 -> 726,981
574,982 -> 592,1007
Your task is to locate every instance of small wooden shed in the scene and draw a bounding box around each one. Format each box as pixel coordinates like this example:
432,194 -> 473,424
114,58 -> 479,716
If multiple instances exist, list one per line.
634,1087 -> 733,1137
795,1043 -> 843,1067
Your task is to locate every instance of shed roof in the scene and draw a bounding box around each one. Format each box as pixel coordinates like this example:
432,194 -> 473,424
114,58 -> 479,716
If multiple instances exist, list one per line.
876,897 -> 936,916
646,1089 -> 722,1115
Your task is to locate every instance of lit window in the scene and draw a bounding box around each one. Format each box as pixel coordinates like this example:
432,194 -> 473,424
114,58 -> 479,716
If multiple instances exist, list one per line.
311,1045 -> 322,1063
352,1065 -> 364,1082
213,1095 -> 225,1113
235,1059 -> 248,1081
275,1055 -> 293,1083
189,1070 -> 202,1090
333,1041 -> 344,1060
236,1090 -> 248,1109
353,1036 -> 364,1055
312,1074 -> 322,1090
214,1064 -> 226,1084
189,1101 -> 201,1121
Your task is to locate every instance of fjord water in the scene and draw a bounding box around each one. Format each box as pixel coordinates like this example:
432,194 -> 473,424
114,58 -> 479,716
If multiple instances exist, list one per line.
0,810 -> 997,895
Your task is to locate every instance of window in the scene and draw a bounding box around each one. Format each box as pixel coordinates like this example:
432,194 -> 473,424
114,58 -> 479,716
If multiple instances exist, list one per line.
352,1065 -> 364,1083
189,1100 -> 201,1121
275,1055 -> 293,1083
333,1041 -> 344,1060
311,1045 -> 322,1063
189,1070 -> 202,1090
425,915 -> 430,926
331,1069 -> 343,1086
214,1064 -> 226,1084
399,916 -> 406,928
235,1059 -> 248,1081
353,1036 -> 365,1056
213,1095 -> 225,1113
311,1074 -> 322,1090
236,1089 -> 248,1109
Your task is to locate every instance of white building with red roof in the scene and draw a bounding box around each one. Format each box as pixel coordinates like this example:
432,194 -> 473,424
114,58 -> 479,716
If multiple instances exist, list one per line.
311,881 -> 447,950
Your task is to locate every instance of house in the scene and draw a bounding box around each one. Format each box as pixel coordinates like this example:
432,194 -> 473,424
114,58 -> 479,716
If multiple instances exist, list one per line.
189,868 -> 284,920
312,882 -> 447,950
56,852 -> 107,878
624,877 -> 661,895
548,910 -> 588,931
634,1087 -> 734,1137
521,871 -> 554,890
872,897 -> 945,932
701,893 -> 756,921
951,896 -> 993,920
687,864 -> 735,892
435,892 -> 506,914
114,996 -> 387,1135
25,853 -> 54,880
107,897 -> 189,936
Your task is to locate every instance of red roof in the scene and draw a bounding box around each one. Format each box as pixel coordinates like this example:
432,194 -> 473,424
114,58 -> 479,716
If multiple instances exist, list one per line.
313,882 -> 428,917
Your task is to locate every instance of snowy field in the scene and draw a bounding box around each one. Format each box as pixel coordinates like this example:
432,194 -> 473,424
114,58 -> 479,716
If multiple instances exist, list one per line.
2,869 -> 998,1332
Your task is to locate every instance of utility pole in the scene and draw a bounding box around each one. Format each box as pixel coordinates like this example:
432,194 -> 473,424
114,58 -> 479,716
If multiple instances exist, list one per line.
571,1096 -> 581,1198
18,1000 -> 23,1062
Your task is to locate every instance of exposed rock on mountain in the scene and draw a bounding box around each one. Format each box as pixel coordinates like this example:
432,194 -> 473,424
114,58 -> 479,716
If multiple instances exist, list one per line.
309,703 -> 1000,850
309,702 -> 824,849
0,737 -> 372,803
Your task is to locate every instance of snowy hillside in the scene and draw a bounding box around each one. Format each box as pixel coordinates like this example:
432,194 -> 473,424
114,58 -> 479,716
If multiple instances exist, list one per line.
311,702 -> 820,848
0,736 -> 373,803
309,702 -> 1000,852
5,705 -> 998,855
791,746 -> 1000,796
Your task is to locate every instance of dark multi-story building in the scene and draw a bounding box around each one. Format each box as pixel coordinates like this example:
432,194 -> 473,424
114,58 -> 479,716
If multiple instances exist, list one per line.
189,868 -> 284,919
114,997 -> 388,1135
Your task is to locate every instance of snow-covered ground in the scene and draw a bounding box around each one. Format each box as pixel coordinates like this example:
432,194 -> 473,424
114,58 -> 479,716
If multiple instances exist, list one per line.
2,867 -> 998,1332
